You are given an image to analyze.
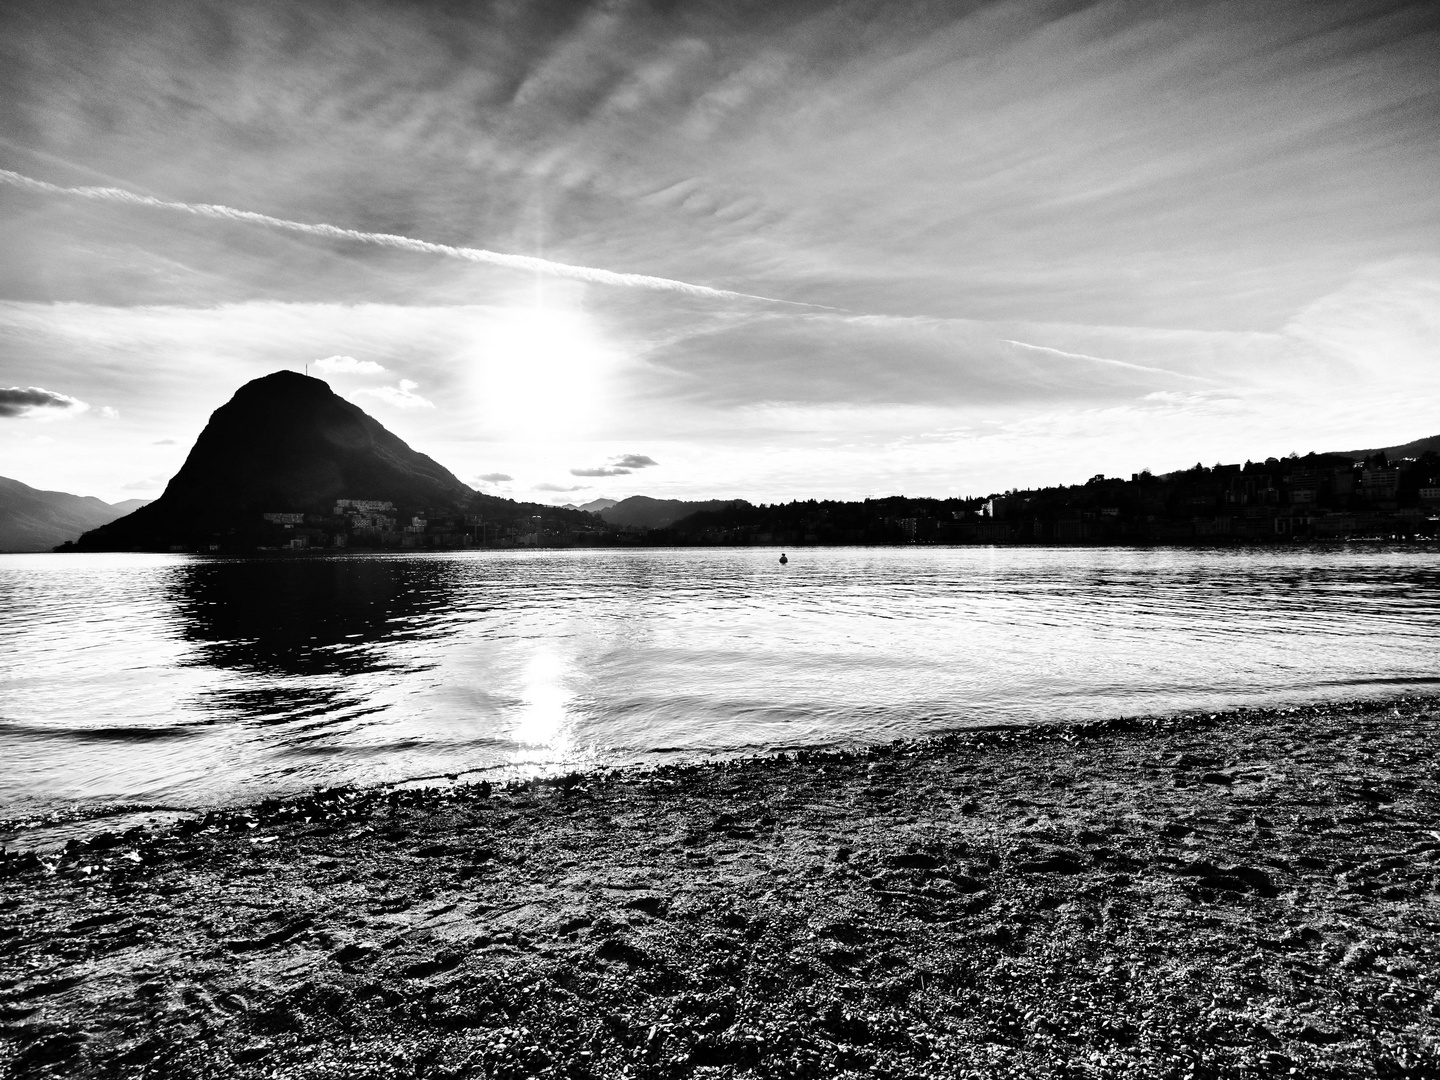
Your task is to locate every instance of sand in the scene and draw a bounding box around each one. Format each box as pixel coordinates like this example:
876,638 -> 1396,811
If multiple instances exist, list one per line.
2,696 -> 1438,1079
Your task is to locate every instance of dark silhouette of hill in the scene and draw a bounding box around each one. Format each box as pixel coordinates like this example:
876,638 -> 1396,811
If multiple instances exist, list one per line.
1338,432 -> 1440,461
599,496 -> 751,530
0,476 -> 146,552
75,371 -> 475,551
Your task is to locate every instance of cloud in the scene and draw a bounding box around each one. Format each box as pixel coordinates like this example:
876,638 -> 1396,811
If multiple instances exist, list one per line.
3,4 -> 1437,504
0,168 -> 818,308
535,483 -> 588,492
0,385 -> 88,418
152,438 -> 177,445
475,472 -> 513,483
354,379 -> 434,409
98,406 -> 120,418
314,355 -> 386,375
122,475 -> 166,491
570,452 -> 660,476
999,341 -> 1213,383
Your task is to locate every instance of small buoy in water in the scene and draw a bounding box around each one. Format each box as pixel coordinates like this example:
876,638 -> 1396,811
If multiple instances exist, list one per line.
779,553 -> 788,564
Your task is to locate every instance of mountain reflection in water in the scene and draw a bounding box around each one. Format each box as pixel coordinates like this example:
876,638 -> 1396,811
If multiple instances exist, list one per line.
170,557 -> 457,725
1,546 -> 1438,813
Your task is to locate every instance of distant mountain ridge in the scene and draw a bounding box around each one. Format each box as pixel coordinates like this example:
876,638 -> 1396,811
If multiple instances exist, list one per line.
599,496 -> 751,530
563,498 -> 617,514
75,371 -> 476,551
0,476 -> 147,552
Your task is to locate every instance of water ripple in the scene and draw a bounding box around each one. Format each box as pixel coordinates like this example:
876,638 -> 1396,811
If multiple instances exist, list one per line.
2,545 -> 1438,812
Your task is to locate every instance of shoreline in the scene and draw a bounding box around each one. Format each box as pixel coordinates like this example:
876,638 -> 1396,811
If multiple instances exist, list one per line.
24,535 -> 1440,557
2,696 -> 1438,1078
5,687 -> 1438,844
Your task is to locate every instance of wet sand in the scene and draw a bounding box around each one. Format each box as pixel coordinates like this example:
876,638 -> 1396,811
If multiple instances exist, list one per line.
2,697 -> 1439,1079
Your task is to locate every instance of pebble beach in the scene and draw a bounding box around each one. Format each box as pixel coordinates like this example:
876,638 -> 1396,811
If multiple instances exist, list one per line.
2,696 -> 1438,1079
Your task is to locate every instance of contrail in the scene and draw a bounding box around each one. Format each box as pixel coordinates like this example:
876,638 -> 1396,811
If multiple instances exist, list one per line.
1001,339 -> 1213,382
0,167 -> 819,307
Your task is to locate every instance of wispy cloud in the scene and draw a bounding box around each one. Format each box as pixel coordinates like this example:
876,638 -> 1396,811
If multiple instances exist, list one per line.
475,472 -> 513,483
535,483 -> 588,492
999,340 -> 1214,383
0,167 -> 818,307
354,379 -> 434,409
313,355 -> 385,375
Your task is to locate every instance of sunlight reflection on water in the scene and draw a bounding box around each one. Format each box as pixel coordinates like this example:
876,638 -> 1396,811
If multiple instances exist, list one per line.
512,650 -> 573,754
1,545 -> 1437,812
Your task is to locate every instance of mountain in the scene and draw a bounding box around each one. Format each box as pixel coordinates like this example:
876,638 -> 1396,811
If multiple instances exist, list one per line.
0,477 -> 147,552
599,496 -> 751,531
576,498 -> 617,513
1338,432 -> 1440,461
74,371 -> 475,551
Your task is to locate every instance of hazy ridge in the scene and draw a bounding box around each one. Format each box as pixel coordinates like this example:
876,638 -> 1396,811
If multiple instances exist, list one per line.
0,476 -> 147,553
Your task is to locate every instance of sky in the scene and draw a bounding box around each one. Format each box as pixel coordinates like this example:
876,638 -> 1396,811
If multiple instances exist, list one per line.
1,0 -> 1437,505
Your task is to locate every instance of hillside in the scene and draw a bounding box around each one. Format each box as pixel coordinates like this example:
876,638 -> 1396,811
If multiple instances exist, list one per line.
75,372 -> 476,552
1339,432 -> 1440,461
0,477 -> 144,552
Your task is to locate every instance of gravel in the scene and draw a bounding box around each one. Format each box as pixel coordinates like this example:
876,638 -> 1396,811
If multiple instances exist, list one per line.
2,696 -> 1438,1079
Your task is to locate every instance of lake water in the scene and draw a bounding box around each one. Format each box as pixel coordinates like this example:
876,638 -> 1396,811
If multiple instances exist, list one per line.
1,546 -> 1437,814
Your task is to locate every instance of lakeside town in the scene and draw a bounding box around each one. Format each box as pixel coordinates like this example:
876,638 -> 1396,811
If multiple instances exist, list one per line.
249,450 -> 1440,553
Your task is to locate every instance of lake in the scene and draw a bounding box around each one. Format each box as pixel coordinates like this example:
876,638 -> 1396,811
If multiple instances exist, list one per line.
1,545 -> 1437,814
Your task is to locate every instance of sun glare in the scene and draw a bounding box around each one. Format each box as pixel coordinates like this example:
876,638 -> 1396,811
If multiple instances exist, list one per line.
474,306 -> 616,437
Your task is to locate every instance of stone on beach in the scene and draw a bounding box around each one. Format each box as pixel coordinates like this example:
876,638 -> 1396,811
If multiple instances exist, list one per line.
1,696 -> 1439,1079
